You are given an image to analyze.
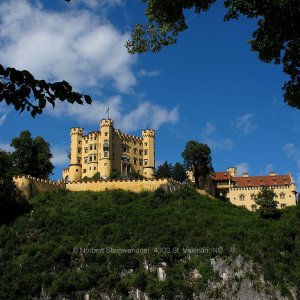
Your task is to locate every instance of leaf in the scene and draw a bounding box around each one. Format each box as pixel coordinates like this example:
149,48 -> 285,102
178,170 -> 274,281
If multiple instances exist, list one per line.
84,95 -> 92,104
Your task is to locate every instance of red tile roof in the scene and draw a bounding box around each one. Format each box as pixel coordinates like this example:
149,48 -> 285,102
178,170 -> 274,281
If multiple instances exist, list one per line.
232,175 -> 291,187
212,172 -> 230,180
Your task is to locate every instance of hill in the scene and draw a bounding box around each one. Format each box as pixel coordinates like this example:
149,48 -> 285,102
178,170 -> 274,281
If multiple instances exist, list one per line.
0,188 -> 300,299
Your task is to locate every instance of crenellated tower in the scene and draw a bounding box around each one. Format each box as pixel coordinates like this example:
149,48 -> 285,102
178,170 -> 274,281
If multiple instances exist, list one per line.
142,129 -> 155,179
99,119 -> 114,178
69,127 -> 84,182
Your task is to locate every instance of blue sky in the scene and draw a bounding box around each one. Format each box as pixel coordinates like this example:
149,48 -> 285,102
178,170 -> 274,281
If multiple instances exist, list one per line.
1,0 -> 300,186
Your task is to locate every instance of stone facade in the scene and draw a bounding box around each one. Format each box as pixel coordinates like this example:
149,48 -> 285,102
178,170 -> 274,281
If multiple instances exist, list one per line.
212,167 -> 297,210
62,119 -> 155,182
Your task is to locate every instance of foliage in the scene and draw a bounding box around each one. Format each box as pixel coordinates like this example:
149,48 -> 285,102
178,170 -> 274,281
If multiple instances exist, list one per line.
255,187 -> 282,220
126,0 -> 300,108
156,161 -> 173,179
156,161 -> 187,182
0,65 -> 92,118
1,188 -> 300,298
182,141 -> 214,188
10,131 -> 54,179
0,150 -> 29,224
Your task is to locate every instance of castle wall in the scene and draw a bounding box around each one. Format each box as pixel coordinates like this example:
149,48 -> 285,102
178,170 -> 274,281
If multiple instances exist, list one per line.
66,178 -> 181,193
228,185 -> 297,211
13,175 -> 66,199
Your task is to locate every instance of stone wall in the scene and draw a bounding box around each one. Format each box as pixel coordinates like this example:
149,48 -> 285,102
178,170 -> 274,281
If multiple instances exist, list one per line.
66,178 -> 181,193
13,175 -> 66,199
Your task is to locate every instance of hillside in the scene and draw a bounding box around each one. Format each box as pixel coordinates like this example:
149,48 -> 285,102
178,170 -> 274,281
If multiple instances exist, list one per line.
0,188 -> 300,299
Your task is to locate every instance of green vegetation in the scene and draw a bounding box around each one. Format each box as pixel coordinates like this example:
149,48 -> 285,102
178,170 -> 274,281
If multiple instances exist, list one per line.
10,130 -> 54,179
0,188 -> 299,299
0,150 -> 30,225
156,161 -> 187,182
255,187 -> 282,220
182,141 -> 214,188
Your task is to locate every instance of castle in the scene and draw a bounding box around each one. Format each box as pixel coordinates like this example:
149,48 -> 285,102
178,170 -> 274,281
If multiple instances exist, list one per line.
212,167 -> 297,210
62,119 -> 155,182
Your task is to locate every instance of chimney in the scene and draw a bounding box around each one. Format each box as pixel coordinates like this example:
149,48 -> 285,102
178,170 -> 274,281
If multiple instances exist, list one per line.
242,172 -> 249,177
269,171 -> 276,176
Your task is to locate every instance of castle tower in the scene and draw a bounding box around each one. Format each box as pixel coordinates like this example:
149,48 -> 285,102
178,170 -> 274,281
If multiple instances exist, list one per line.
99,119 -> 114,178
69,127 -> 83,182
142,129 -> 155,179
227,167 -> 237,177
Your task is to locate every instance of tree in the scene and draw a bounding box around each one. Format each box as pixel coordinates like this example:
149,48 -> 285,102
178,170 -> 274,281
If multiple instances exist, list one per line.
0,149 -> 28,224
255,187 -> 281,219
126,0 -> 300,108
10,131 -> 54,179
172,162 -> 187,182
156,161 -> 173,179
182,141 -> 214,188
0,1 -> 92,117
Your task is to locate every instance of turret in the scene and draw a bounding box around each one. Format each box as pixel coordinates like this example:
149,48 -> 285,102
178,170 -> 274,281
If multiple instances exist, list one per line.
142,129 -> 155,179
227,167 -> 237,178
99,119 -> 114,177
69,127 -> 83,182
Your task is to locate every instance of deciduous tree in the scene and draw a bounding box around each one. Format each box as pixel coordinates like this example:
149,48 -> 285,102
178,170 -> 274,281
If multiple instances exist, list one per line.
255,187 -> 281,219
11,131 -> 54,179
182,141 -> 214,188
126,0 -> 300,108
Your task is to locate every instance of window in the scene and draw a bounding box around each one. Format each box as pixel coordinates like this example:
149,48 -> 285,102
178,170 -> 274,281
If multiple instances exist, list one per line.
84,157 -> 88,164
281,203 -> 286,209
78,148 -> 81,154
104,151 -> 108,158
83,169 -> 86,173
105,132 -> 108,136
76,169 -> 78,172
94,144 -> 97,150
279,192 -> 285,199
84,147 -> 88,153
89,145 -> 93,151
89,156 -> 92,162
139,159 -> 143,166
79,141 -> 81,144
94,155 -> 97,161
139,149 -> 143,156
145,142 -> 147,146
77,158 -> 81,164
134,158 -> 137,165
134,148 -> 137,154
250,193 -> 255,200
144,159 -> 148,166
144,149 -> 148,155
239,194 -> 245,201
94,136 -> 97,140
94,167 -> 96,170
251,204 -> 257,212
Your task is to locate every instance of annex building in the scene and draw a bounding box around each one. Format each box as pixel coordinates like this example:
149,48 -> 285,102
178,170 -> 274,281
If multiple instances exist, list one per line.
212,167 -> 297,211
63,119 -> 155,182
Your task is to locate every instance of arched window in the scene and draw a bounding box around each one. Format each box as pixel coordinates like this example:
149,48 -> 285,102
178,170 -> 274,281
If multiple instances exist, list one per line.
239,194 -> 245,201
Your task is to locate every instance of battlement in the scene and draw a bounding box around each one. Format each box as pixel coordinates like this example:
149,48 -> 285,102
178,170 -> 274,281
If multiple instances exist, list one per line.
142,129 -> 155,138
70,127 -> 84,136
13,175 -> 66,199
66,177 -> 182,193
100,119 -> 114,128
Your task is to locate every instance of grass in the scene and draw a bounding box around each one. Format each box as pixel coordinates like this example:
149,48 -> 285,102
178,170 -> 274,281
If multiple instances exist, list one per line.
0,187 -> 299,299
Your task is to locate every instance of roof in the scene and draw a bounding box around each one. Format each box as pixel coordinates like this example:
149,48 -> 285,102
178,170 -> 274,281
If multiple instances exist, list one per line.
232,175 -> 291,187
212,172 -> 230,180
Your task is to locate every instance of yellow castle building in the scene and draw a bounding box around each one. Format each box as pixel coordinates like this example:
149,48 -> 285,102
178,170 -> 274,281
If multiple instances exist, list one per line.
212,167 -> 297,210
62,119 -> 155,182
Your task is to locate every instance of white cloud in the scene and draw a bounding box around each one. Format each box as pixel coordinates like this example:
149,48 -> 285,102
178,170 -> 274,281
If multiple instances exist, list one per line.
233,113 -> 256,135
201,122 -> 233,151
0,115 -> 7,126
0,0 -> 136,92
47,95 -> 179,132
138,69 -> 161,78
0,103 -> 10,126
0,143 -> 14,152
234,162 -> 249,176
72,0 -> 123,9
51,147 -> 69,166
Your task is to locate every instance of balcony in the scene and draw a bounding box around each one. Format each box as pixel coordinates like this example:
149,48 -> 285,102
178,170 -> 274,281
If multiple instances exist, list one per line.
103,141 -> 109,148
